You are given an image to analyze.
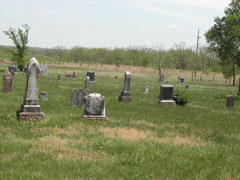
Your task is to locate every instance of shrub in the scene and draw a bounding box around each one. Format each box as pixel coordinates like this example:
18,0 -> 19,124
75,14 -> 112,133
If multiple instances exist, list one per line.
173,89 -> 191,106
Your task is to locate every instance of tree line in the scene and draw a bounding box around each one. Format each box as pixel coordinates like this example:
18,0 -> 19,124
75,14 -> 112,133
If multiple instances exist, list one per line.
0,43 -> 220,73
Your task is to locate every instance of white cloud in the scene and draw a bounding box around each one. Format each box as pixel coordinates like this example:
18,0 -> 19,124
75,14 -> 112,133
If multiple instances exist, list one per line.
149,0 -> 231,10
171,25 -> 179,29
136,4 -> 205,22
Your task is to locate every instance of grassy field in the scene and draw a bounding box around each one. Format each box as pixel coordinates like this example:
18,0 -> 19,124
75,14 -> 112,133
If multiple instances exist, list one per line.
0,63 -> 240,180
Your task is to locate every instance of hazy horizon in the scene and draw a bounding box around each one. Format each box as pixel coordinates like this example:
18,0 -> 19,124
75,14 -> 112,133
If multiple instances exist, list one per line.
0,0 -> 231,49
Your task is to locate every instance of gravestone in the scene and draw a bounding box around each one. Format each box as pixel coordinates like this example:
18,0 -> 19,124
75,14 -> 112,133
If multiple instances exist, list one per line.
226,95 -> 234,107
237,77 -> 240,95
78,89 -> 89,106
8,65 -> 18,75
82,93 -> 106,119
71,88 -> 79,106
119,71 -> 132,103
157,84 -> 176,105
144,86 -> 149,94
24,67 -> 27,74
185,85 -> 190,89
40,65 -> 48,75
85,76 -> 90,90
39,92 -> 48,101
86,72 -> 95,82
17,57 -> 45,121
65,73 -> 71,78
160,74 -> 164,82
178,77 -> 184,85
72,71 -> 76,80
71,89 -> 89,106
115,75 -> 117,79
57,72 -> 61,82
2,71 -> 13,93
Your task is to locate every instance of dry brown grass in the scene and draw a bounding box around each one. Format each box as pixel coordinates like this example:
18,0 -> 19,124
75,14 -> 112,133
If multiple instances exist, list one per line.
100,126 -> 209,147
0,152 -> 18,162
222,173 -> 236,180
100,127 -> 154,142
30,135 -> 107,162
32,123 -> 83,137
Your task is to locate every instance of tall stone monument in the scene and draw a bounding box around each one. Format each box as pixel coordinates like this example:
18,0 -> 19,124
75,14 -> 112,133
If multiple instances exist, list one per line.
82,93 -> 106,119
2,71 -> 13,93
237,77 -> 240,95
57,72 -> 61,82
119,71 -> 132,102
157,84 -> 176,105
85,76 -> 90,90
17,57 -> 45,121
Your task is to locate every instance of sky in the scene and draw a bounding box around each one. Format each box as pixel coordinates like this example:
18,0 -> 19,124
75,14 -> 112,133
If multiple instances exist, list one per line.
0,0 -> 231,49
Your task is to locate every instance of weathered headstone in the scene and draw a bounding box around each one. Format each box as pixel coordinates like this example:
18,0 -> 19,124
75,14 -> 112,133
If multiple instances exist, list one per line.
65,73 -> 71,78
226,95 -> 234,107
39,92 -> 48,101
160,74 -> 164,82
78,89 -> 89,106
24,67 -> 27,74
237,77 -> 240,95
185,85 -> 190,89
157,85 -> 176,105
178,77 -> 184,85
86,72 -> 95,82
71,88 -> 79,106
144,86 -> 149,94
72,71 -> 76,80
85,76 -> 90,90
115,75 -> 118,79
8,65 -> 18,75
2,71 -> 13,93
57,72 -> 61,82
119,71 -> 132,103
82,93 -> 106,119
40,65 -> 48,75
17,57 -> 45,121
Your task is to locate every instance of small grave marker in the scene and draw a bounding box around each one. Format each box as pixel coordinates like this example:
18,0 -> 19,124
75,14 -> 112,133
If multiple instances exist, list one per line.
2,71 -> 13,93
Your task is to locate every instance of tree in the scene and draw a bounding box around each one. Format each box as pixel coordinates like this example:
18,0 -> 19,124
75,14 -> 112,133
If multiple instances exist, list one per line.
174,42 -> 188,70
4,24 -> 30,71
205,0 -> 240,85
153,43 -> 166,81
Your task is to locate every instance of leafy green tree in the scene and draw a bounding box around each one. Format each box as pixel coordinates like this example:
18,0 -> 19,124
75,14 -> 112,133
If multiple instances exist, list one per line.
4,24 -> 30,71
205,0 -> 240,85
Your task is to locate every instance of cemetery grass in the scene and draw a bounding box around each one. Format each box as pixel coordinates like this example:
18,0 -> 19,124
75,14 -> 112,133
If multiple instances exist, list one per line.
0,65 -> 240,180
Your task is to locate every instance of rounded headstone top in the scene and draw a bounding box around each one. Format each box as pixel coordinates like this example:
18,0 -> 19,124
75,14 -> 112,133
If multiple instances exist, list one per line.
125,71 -> 131,76
28,57 -> 40,71
88,93 -> 101,98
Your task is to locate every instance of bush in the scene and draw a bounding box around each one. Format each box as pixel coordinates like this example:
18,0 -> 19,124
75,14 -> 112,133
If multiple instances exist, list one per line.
173,89 -> 191,106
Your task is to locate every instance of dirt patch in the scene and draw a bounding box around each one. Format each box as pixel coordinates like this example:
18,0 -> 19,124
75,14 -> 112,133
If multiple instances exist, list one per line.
31,135 -> 106,162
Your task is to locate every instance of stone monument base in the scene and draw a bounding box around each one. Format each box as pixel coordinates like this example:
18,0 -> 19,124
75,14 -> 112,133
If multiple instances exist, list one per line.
17,112 -> 45,122
82,114 -> 107,120
157,100 -> 176,105
118,96 -> 132,103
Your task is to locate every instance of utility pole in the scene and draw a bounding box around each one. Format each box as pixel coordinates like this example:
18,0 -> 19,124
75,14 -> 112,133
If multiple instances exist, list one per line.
195,29 -> 200,79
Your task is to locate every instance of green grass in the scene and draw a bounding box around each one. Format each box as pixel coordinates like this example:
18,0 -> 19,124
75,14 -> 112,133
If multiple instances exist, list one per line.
0,65 -> 240,180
